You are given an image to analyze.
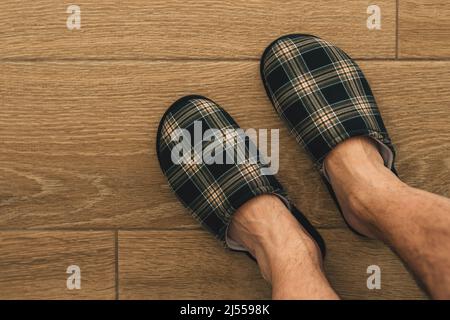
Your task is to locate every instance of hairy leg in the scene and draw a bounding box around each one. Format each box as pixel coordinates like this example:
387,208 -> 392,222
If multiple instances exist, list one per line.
325,136 -> 450,299
228,194 -> 338,300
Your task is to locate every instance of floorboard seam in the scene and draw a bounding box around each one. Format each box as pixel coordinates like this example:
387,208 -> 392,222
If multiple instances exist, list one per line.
1,58 -> 449,63
115,230 -> 119,300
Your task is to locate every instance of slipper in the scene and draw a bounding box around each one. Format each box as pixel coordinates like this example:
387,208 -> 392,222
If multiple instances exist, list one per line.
260,34 -> 397,236
156,95 -> 325,256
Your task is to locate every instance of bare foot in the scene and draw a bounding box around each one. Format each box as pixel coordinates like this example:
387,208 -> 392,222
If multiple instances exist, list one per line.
324,136 -> 450,299
228,194 -> 338,299
323,136 -> 407,239
228,194 -> 321,281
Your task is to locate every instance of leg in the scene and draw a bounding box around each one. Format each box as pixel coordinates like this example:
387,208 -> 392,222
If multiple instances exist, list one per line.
228,194 -> 339,300
325,136 -> 450,299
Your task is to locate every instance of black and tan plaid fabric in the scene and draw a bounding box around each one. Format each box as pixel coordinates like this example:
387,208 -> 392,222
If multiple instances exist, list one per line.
260,34 -> 396,171
156,95 -> 325,254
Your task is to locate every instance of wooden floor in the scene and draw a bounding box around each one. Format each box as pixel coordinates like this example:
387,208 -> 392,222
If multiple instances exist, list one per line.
0,1 -> 449,300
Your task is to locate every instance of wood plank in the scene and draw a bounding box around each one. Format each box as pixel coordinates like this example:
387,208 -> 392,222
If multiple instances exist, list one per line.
118,229 -> 426,299
324,229 -> 427,300
0,61 -> 449,229
0,1 -> 395,59
119,230 -> 270,299
399,1 -> 450,58
0,231 -> 115,299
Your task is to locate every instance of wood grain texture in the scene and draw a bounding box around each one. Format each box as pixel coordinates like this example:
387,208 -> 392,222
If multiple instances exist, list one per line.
0,0 -> 447,301
323,229 -> 427,300
0,1 -> 395,59
118,229 -> 426,299
399,1 -> 450,58
119,230 -> 270,299
0,231 -> 115,299
1,61 -> 449,229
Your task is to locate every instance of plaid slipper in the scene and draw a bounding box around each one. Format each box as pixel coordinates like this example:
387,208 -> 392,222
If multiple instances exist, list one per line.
156,95 -> 325,256
260,34 -> 397,235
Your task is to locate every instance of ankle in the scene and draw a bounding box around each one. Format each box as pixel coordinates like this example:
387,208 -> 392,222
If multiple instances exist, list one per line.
228,194 -> 322,282
323,136 -> 408,238
253,228 -> 321,282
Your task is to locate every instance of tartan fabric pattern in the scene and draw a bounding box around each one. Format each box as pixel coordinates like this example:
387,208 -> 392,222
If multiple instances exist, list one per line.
260,34 -> 396,170
157,95 -> 325,254
157,95 -> 286,246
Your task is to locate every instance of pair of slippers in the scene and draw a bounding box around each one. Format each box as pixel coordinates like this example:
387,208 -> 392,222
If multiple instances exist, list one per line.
156,34 -> 397,258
